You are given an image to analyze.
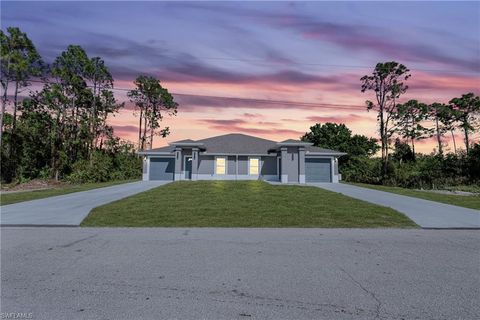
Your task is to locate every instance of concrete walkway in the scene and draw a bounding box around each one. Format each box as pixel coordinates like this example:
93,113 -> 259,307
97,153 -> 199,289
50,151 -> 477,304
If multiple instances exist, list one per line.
312,183 -> 480,229
0,181 -> 168,226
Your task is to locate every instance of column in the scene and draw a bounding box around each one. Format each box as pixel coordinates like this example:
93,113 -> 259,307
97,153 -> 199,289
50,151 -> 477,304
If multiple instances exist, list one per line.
192,148 -> 199,181
280,147 -> 288,183
298,147 -> 305,183
174,147 -> 182,181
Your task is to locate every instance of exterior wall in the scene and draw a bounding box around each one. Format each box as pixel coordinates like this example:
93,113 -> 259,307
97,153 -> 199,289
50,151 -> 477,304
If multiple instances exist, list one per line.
194,154 -> 279,181
198,155 -> 215,175
260,156 -> 277,176
238,156 -> 248,175
227,156 -> 236,175
285,147 -> 299,183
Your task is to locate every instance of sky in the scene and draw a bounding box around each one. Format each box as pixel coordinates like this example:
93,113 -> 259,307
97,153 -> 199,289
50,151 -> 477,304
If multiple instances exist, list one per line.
2,1 -> 479,153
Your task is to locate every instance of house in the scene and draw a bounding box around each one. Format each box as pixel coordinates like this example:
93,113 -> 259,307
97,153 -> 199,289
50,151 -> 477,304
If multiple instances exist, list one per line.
138,133 -> 346,183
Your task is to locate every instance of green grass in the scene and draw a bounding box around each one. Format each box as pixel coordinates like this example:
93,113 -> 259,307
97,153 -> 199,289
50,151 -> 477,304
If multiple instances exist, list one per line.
0,180 -> 138,206
349,183 -> 480,210
81,181 -> 417,228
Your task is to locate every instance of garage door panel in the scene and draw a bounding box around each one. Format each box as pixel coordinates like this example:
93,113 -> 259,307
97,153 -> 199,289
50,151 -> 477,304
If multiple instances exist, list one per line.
305,158 -> 331,182
149,158 -> 174,181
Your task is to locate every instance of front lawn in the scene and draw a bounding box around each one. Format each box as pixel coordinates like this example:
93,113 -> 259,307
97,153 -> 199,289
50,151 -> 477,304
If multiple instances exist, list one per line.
0,180 -> 138,206
81,181 -> 416,228
349,183 -> 480,210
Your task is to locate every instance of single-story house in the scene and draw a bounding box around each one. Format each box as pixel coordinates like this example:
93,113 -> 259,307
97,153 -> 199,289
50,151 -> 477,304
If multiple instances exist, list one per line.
138,133 -> 346,183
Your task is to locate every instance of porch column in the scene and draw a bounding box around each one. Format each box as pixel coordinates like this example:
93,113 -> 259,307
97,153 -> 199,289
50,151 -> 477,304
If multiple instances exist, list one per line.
298,147 -> 305,183
192,148 -> 199,181
174,147 -> 182,181
142,156 -> 149,181
280,147 -> 288,183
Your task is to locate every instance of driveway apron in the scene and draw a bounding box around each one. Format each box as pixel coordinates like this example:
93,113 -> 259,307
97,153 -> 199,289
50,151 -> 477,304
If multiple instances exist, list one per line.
1,181 -> 168,226
311,183 -> 480,229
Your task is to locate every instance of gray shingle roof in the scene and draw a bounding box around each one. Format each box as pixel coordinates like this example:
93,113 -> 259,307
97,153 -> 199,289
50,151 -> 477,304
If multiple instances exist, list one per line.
196,133 -> 277,154
140,133 -> 345,155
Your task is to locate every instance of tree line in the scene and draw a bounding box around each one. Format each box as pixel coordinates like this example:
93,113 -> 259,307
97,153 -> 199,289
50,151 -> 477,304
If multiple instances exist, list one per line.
0,27 -> 178,183
360,62 -> 479,171
303,61 -> 479,189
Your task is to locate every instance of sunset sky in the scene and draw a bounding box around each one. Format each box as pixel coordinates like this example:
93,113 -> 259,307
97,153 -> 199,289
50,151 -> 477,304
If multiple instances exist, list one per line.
2,1 -> 479,153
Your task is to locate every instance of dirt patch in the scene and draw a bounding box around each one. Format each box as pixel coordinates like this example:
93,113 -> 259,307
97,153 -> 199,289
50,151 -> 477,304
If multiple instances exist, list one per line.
1,179 -> 69,192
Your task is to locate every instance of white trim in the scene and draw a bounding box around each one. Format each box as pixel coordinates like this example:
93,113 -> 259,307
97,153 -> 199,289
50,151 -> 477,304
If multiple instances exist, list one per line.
215,156 -> 227,175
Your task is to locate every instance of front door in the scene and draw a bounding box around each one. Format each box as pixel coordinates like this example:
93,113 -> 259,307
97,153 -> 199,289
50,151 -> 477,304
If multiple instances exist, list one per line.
185,156 -> 192,180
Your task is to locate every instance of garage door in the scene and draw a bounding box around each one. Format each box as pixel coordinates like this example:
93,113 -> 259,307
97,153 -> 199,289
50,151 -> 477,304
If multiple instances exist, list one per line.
305,158 -> 331,182
149,158 -> 175,180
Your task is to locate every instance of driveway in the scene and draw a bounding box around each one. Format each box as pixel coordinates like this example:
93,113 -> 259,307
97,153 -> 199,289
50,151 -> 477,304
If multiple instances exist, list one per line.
312,183 -> 480,229
1,228 -> 479,320
0,181 -> 168,226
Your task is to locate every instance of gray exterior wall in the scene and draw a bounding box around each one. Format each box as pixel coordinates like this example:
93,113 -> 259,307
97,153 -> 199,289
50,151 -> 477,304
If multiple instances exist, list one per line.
198,155 -> 214,174
284,147 -> 299,182
145,145 -> 340,183
227,156 -> 236,175
238,156 -> 248,175
261,156 -> 277,176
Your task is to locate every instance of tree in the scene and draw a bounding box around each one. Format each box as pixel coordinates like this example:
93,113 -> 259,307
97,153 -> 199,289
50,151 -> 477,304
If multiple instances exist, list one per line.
449,93 -> 480,153
361,62 -> 411,174
391,138 -> 414,164
392,100 -> 430,158
128,75 -> 178,150
301,122 -> 379,157
0,27 -> 44,146
84,56 -> 113,157
428,103 -> 459,155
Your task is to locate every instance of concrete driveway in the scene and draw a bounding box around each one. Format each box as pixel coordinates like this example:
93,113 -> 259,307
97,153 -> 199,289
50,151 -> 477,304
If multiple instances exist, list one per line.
1,228 -> 479,320
0,181 -> 168,226
312,183 -> 480,229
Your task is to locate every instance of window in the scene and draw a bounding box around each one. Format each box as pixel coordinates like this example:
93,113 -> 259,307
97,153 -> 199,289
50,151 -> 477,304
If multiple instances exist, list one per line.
216,157 -> 226,175
249,157 -> 260,175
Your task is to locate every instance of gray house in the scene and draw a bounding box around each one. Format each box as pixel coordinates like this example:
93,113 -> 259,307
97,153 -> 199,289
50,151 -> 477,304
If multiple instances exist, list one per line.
138,133 -> 346,183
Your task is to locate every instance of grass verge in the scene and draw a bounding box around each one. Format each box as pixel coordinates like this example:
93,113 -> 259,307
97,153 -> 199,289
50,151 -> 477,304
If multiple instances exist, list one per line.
81,181 -> 417,228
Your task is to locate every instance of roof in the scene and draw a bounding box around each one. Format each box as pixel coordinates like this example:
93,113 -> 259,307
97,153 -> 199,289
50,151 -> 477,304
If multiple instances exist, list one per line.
196,133 -> 277,154
138,133 -> 345,155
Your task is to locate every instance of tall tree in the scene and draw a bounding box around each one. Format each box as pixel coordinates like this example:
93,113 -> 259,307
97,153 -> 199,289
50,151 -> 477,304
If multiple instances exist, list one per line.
361,62 -> 411,174
84,56 -> 113,156
0,27 -> 44,145
392,99 -> 430,158
449,93 -> 480,153
128,75 -> 178,150
428,103 -> 459,155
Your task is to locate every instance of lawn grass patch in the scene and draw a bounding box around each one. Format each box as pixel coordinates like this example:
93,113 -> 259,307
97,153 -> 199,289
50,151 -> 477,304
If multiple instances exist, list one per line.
81,181 -> 417,228
349,183 -> 480,210
0,180 -> 138,206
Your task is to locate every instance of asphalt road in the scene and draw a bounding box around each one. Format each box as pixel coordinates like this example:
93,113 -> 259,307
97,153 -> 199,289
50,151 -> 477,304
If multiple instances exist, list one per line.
1,228 -> 479,320
312,183 -> 480,229
0,181 -> 168,226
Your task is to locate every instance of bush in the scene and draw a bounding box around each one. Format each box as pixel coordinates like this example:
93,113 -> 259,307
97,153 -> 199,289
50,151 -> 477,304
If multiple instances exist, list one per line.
67,150 -> 141,184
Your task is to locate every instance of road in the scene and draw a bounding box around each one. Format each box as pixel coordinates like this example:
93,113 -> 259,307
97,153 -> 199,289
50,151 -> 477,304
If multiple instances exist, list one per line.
1,228 -> 479,319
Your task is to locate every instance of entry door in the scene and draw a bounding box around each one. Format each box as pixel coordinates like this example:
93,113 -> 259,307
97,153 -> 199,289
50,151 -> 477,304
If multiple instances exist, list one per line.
184,157 -> 192,180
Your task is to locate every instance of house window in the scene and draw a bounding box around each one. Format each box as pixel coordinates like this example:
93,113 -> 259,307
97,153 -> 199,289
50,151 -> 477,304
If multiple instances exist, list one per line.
249,157 -> 260,175
216,157 -> 226,175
